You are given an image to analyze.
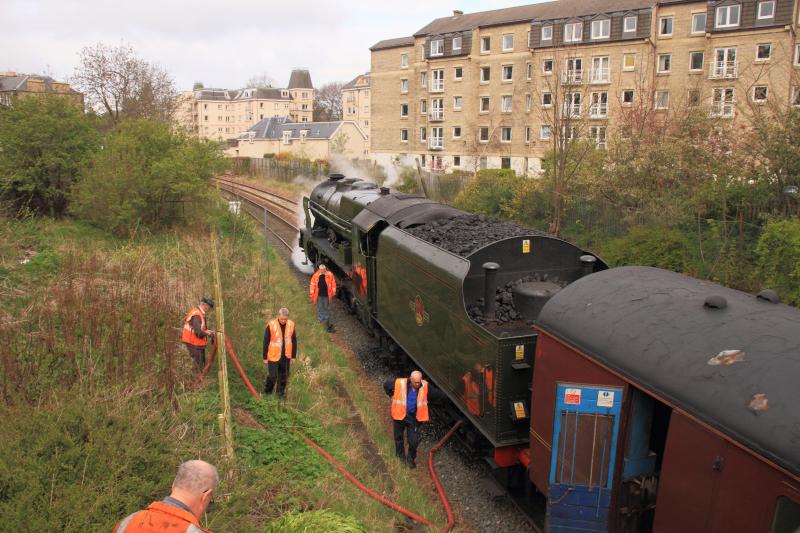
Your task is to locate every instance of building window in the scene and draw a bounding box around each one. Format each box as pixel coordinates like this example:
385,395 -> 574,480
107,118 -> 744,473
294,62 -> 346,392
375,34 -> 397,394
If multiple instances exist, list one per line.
590,126 -> 607,149
480,66 -> 491,82
501,95 -> 513,112
453,126 -> 462,139
526,63 -> 533,80
541,25 -> 553,41
454,66 -> 463,80
479,156 -> 488,169
400,53 -> 408,67
564,22 -> 583,43
401,129 -> 408,142
420,127 -> 427,142
542,92 -> 553,106
526,94 -> 532,112
502,65 -> 514,81
420,100 -> 427,114
622,89 -> 634,105
453,155 -> 461,167
712,87 -> 735,117
540,125 -> 552,140
752,85 -> 768,102
481,36 -> 491,53
591,19 -> 611,40
758,0 -> 775,19
624,15 -> 637,33
655,90 -> 670,110
525,126 -> 531,144
659,16 -> 673,37
543,59 -> 554,74
500,127 -> 512,143
480,96 -> 490,112
564,92 -> 582,116
479,127 -> 489,142
591,56 -> 610,83
692,12 -> 707,33
590,91 -> 608,118
400,104 -> 409,117
793,87 -> 800,106
658,54 -> 672,73
430,39 -> 444,57
501,157 -> 511,169
453,96 -> 462,110
690,51 -> 705,71
795,45 -> 800,66
623,53 -> 636,71
712,47 -> 738,78
502,34 -> 514,51
716,5 -> 741,28
453,36 -> 462,52
757,43 -> 772,61
688,89 -> 701,106
400,79 -> 409,93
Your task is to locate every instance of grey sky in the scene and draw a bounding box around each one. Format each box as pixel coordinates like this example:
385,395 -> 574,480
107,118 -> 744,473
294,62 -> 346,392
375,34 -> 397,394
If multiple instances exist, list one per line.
2,0 -> 540,90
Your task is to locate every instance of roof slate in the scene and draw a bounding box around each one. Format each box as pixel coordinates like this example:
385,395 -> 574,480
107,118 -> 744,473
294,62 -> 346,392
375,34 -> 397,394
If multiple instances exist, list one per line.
369,36 -> 415,51
0,74 -> 80,94
288,69 -> 314,89
239,116 -> 344,140
343,72 -> 370,90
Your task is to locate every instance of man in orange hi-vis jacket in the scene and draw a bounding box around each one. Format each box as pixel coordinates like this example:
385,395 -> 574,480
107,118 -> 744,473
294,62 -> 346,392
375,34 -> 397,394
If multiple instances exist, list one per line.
309,263 -> 337,332
263,307 -> 297,399
181,297 -> 215,377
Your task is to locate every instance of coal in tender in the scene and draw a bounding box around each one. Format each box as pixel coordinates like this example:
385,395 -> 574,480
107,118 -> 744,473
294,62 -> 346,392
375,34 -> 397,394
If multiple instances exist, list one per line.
467,274 -> 566,325
406,214 -> 548,257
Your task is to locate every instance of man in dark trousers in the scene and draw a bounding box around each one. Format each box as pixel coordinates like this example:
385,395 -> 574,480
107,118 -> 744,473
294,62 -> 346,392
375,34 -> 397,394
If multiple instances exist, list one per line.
262,307 -> 297,399
383,370 -> 444,468
309,263 -> 336,332
181,297 -> 215,378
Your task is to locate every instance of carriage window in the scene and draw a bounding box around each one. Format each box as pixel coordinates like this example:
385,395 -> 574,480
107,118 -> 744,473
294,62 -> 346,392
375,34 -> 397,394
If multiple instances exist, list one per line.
771,496 -> 800,533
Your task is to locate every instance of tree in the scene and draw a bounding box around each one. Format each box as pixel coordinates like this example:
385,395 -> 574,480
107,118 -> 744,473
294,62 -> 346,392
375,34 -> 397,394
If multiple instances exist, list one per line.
72,42 -> 177,124
70,119 -> 226,236
0,95 -> 100,216
313,82 -> 343,121
245,72 -> 275,88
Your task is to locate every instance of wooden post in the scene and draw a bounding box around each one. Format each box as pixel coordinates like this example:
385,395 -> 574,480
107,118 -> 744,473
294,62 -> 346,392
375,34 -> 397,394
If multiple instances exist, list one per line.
211,232 -> 235,466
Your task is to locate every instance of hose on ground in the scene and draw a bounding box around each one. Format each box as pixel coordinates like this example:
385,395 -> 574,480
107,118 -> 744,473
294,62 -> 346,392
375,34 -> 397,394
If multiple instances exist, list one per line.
221,335 -> 458,531
190,336 -> 218,387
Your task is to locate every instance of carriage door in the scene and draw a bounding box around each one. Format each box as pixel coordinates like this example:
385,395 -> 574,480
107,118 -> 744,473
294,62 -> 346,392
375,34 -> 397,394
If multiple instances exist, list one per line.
547,384 -> 623,532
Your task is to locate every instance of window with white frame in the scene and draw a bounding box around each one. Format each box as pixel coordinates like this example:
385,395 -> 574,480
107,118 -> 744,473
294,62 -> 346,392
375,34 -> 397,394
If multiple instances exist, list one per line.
752,85 -> 768,102
420,127 -> 427,142
430,39 -> 444,56
590,91 -> 608,118
502,34 -> 514,51
659,16 -> 673,36
563,126 -> 579,140
479,127 -> 489,142
658,54 -> 672,73
481,36 -> 491,53
792,87 -> 800,106
400,53 -> 408,67
758,0 -> 775,19
431,69 -> 445,91
421,71 -> 427,87
453,67 -> 463,81
502,65 -> 514,81
591,56 -> 610,83
655,90 -> 670,109
542,92 -> 553,106
453,96 -> 462,110
400,79 -> 409,93
453,36 -> 462,52
400,129 -> 408,142
453,126 -> 462,139
757,43 -> 772,61
623,53 -> 636,71
713,47 -> 738,78
542,25 -> 553,41
430,127 -> 443,148
715,4 -> 740,28
590,126 -> 607,149
564,22 -> 583,43
500,127 -> 512,142
525,126 -> 532,144
429,97 -> 442,121
481,66 -> 491,82
479,156 -> 488,169
543,59 -> 554,74
524,93 -> 531,111
453,155 -> 461,167
540,124 -> 552,140
420,99 -> 427,114
400,103 -> 409,117
501,95 -> 513,112
480,96 -> 490,112
692,12 -> 707,33
622,89 -> 634,105
690,51 -> 705,71
564,92 -> 582,116
591,19 -> 611,39
624,15 -> 637,33
712,87 -> 735,117
526,63 -> 533,80
795,45 -> 800,65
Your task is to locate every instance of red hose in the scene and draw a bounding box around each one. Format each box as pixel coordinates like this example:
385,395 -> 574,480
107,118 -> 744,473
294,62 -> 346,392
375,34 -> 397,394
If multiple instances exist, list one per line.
191,336 -> 218,387
222,335 -> 460,531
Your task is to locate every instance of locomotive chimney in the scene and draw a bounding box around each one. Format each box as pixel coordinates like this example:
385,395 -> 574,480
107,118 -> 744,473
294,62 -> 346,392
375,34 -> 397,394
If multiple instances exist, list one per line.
380,186 -> 390,195
482,262 -> 500,320
328,173 -> 345,181
580,255 -> 597,277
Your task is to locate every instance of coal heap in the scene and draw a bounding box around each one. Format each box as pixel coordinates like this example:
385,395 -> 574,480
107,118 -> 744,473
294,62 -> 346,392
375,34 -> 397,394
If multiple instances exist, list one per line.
467,274 -> 565,326
406,214 -> 547,257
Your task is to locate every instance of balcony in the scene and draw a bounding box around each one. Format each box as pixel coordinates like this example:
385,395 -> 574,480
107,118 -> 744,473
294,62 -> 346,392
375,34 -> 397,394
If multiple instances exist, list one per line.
590,68 -> 610,84
561,70 -> 583,85
430,79 -> 445,93
589,103 -> 608,118
428,109 -> 444,121
709,61 -> 738,79
429,137 -> 444,150
562,103 -> 582,118
710,101 -> 735,118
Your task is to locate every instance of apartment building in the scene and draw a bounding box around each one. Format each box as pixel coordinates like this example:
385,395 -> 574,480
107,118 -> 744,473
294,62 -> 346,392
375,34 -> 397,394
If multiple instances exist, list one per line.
370,0 -> 800,176
342,72 -> 371,138
0,72 -> 83,107
178,69 -> 314,141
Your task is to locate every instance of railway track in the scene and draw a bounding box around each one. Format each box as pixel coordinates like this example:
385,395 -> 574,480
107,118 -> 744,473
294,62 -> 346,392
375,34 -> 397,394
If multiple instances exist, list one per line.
211,176 -> 301,251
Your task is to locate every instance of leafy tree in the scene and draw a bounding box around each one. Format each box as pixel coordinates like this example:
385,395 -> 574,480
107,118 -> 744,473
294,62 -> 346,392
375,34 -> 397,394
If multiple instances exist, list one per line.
0,95 -> 100,216
756,218 -> 800,305
453,169 -> 523,218
70,119 -> 226,236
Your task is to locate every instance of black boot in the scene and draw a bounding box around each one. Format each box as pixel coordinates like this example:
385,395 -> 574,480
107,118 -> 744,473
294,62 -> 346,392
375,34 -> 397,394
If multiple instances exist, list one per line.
407,457 -> 416,469
326,321 -> 335,333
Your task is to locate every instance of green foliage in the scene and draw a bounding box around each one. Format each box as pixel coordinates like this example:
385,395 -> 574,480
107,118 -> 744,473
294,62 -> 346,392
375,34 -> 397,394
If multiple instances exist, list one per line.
264,510 -> 366,533
452,169 -> 522,217
756,218 -> 800,305
0,95 -> 100,216
601,226 -> 692,272
395,166 -> 421,194
70,119 -> 226,236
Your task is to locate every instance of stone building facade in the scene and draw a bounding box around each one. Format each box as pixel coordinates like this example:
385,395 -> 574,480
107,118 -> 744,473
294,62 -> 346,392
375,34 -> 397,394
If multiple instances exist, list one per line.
342,72 -> 371,138
0,72 -> 83,107
369,0 -> 800,176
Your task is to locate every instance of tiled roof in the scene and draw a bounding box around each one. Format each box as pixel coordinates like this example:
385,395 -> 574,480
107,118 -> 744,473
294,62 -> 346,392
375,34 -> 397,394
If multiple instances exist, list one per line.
240,116 -> 344,140
342,73 -> 370,90
0,73 -> 80,94
288,69 -> 314,89
369,36 -> 415,51
194,87 -> 292,101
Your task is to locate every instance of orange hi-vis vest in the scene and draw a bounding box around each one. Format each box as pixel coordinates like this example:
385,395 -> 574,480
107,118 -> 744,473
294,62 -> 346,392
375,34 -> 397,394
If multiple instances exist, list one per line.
391,378 -> 430,422
265,318 -> 295,362
181,307 -> 207,347
113,500 -> 211,533
309,269 -> 336,304
463,368 -> 495,416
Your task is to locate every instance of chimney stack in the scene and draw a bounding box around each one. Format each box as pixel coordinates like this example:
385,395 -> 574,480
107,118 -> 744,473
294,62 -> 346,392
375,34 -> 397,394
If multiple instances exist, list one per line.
453,9 -> 463,17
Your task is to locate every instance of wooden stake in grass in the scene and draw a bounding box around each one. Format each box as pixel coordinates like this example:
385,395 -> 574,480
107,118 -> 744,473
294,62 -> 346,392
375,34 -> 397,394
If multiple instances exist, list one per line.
211,231 -> 235,469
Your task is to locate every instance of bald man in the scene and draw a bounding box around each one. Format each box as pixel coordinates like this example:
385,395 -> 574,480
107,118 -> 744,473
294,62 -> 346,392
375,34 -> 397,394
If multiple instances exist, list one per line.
384,371 -> 444,469
113,460 -> 218,532
309,263 -> 336,332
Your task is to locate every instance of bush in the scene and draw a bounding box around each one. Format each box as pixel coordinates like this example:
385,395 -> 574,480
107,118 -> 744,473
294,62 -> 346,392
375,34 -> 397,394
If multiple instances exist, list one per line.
264,510 -> 366,533
452,169 -> 523,217
395,166 -> 421,194
601,225 -> 692,272
756,218 -> 800,305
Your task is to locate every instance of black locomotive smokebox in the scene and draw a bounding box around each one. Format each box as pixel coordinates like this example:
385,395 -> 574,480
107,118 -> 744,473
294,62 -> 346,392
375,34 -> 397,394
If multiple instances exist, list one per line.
512,281 -> 562,320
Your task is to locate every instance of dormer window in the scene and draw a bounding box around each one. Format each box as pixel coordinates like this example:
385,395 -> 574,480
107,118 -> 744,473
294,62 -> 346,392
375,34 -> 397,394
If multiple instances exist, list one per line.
281,90 -> 288,97
282,131 -> 291,144
591,19 -> 610,39
452,36 -> 462,52
757,0 -> 775,19
715,4 -> 741,28
564,22 -> 582,43
541,25 -> 553,41
623,15 -> 637,33
430,39 -> 444,57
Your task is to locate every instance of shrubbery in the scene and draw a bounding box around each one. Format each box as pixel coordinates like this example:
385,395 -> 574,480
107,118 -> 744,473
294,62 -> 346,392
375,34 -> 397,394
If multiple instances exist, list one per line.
756,218 -> 800,305
452,169 -> 524,217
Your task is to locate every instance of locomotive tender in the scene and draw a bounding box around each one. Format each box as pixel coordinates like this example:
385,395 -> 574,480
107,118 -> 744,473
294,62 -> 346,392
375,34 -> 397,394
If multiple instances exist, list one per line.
301,175 -> 800,532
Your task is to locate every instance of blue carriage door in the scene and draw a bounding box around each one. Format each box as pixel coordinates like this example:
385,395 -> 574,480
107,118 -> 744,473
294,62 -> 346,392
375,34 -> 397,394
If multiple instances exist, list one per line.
547,384 -> 623,533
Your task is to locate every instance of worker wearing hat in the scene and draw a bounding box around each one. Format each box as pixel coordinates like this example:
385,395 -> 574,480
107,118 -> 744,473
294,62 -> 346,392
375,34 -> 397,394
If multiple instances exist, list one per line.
181,297 -> 215,377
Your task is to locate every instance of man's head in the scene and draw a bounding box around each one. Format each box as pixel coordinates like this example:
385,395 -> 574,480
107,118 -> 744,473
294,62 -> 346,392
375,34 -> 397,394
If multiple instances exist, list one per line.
318,264 -> 327,272
410,370 -> 423,390
199,296 -> 215,313
170,460 -> 219,519
278,307 -> 289,324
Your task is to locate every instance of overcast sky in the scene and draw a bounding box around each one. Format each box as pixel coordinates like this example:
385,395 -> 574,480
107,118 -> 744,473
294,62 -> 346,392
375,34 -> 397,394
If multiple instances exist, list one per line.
2,0 -> 543,90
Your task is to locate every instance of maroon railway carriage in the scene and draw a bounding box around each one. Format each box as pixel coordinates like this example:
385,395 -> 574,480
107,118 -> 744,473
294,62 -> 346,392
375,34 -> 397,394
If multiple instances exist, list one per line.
527,266 -> 800,533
